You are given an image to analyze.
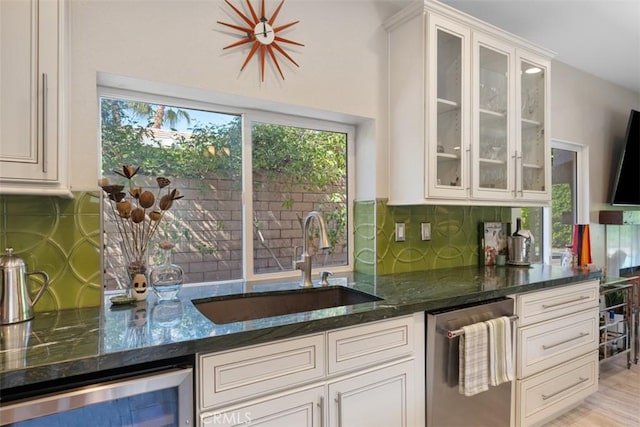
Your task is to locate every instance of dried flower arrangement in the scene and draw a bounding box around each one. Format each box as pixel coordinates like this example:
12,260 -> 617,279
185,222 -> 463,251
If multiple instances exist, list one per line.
100,165 -> 183,277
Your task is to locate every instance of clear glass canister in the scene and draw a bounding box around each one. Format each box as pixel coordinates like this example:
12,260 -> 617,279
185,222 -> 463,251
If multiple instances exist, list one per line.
149,241 -> 184,300
561,244 -> 573,267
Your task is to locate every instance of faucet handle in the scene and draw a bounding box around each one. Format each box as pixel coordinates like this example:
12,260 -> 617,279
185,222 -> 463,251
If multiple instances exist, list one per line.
319,270 -> 333,287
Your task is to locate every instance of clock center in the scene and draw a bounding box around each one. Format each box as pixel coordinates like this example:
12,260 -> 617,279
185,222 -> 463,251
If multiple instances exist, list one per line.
253,22 -> 275,45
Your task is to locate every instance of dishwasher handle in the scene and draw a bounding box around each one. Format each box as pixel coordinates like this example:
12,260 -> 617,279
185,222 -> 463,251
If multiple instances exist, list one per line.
444,315 -> 519,338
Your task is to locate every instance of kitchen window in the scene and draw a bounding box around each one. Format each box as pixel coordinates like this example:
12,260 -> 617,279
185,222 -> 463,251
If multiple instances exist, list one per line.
515,140 -> 589,265
99,90 -> 353,291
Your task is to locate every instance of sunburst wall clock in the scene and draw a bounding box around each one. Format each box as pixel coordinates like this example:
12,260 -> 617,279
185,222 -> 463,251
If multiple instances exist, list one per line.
218,0 -> 304,82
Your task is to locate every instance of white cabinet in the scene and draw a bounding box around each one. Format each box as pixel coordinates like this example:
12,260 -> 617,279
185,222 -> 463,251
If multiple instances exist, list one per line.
327,360 -> 415,427
0,0 -> 69,197
513,280 -> 600,426
516,51 -> 551,202
197,313 -> 424,427
472,33 -> 514,200
385,1 -> 553,206
198,333 -> 325,409
515,352 -> 598,427
200,385 -> 324,427
426,14 -> 470,200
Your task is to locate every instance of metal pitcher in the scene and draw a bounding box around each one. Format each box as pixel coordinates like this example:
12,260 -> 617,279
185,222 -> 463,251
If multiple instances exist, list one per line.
507,236 -> 532,265
0,248 -> 50,325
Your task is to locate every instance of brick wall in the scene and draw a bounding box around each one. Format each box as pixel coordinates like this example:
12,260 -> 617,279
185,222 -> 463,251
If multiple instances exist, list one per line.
103,174 -> 346,290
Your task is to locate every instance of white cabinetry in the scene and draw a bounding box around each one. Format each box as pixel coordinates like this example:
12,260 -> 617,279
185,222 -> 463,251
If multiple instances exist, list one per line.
0,0 -> 69,197
513,280 -> 600,426
385,1 -> 552,206
327,360 -> 415,427
197,314 -> 424,427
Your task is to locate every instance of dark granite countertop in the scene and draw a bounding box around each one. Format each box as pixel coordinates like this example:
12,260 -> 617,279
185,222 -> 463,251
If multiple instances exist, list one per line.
0,264 -> 602,391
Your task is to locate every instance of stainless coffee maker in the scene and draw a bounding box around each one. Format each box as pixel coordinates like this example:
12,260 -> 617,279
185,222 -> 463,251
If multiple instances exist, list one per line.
0,248 -> 49,324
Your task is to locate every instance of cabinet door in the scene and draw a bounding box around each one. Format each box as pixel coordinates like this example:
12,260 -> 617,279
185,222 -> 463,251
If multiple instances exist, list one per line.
328,360 -> 415,427
0,0 -> 60,184
516,50 -> 551,201
426,14 -> 470,200
198,333 -> 324,410
471,33 -> 515,200
201,385 -> 324,427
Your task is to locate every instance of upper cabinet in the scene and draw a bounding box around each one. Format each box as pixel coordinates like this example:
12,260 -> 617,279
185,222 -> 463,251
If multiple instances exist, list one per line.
386,1 -> 553,206
0,0 -> 70,197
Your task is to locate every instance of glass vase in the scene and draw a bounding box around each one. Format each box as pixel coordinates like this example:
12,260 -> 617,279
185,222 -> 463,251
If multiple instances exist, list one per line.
149,244 -> 184,300
120,241 -> 148,301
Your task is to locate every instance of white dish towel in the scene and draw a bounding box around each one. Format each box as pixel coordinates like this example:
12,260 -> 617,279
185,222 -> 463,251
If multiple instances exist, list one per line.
459,322 -> 489,396
485,316 -> 514,386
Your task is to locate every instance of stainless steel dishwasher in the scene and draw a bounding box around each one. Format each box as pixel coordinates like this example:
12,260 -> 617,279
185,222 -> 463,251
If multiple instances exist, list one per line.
426,298 -> 514,427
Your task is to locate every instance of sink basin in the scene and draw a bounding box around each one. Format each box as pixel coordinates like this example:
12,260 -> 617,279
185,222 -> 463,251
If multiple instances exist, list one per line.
192,286 -> 382,324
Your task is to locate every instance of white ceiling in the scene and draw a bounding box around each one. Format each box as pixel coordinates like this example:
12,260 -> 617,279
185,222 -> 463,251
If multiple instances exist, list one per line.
437,0 -> 640,94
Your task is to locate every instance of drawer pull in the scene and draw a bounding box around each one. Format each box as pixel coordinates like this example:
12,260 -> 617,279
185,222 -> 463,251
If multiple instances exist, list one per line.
542,295 -> 590,309
541,377 -> 589,400
542,332 -> 589,350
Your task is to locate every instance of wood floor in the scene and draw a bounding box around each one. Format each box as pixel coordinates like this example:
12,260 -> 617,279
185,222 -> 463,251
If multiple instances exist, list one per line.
544,357 -> 640,427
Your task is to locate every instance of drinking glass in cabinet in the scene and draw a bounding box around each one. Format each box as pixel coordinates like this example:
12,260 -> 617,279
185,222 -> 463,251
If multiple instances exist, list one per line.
521,61 -> 545,122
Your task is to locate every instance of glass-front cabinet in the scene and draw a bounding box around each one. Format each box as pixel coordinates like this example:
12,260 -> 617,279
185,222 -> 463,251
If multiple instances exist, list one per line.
427,15 -> 470,200
471,36 -> 551,202
472,34 -> 513,200
385,1 -> 553,206
518,53 -> 550,201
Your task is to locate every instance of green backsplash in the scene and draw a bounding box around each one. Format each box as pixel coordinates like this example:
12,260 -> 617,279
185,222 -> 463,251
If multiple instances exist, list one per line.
1,195 -> 508,310
354,199 -> 511,275
353,200 -> 376,275
0,192 -> 101,311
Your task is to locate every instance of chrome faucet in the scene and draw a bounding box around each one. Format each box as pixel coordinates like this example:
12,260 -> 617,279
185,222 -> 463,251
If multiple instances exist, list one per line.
295,211 -> 332,288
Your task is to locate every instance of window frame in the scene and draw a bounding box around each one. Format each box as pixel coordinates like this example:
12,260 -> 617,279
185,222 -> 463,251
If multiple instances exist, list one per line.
542,139 -> 590,265
510,139 -> 589,265
243,110 -> 356,282
98,85 -> 355,285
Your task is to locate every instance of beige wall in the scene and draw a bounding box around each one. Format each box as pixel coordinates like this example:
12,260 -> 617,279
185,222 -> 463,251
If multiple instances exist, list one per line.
550,61 -> 640,212
551,61 -> 640,272
67,0 -> 404,200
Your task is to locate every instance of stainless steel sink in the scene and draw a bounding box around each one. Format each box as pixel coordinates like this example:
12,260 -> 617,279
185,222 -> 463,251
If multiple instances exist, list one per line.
192,286 -> 382,324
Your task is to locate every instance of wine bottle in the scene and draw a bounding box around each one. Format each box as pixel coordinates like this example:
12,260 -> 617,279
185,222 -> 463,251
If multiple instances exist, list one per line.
513,217 -> 522,236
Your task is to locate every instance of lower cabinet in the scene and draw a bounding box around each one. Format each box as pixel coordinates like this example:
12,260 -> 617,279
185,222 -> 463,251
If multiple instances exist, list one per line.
201,385 -> 324,427
201,360 -> 415,427
515,351 -> 598,427
197,313 -> 424,427
513,280 -> 600,426
327,360 -> 415,427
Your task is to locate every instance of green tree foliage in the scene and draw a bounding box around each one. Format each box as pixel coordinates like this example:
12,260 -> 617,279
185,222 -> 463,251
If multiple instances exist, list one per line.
252,124 -> 345,183
101,99 -> 348,251
551,183 -> 573,247
101,99 -> 242,179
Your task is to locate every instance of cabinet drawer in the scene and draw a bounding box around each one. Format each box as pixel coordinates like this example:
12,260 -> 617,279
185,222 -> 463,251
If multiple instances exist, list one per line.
198,334 -> 325,410
200,384 -> 324,427
516,351 -> 598,427
517,309 -> 598,378
327,315 -> 414,375
516,280 -> 599,326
